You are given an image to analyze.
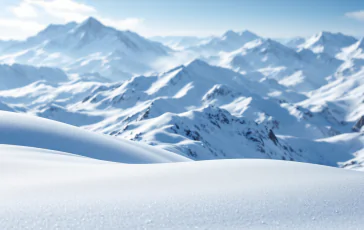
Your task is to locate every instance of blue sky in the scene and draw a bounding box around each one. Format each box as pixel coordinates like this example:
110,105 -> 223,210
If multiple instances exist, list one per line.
0,0 -> 363,39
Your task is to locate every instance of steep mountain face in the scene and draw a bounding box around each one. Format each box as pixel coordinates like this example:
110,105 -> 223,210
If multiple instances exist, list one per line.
298,31 -> 357,57
0,17 -> 171,81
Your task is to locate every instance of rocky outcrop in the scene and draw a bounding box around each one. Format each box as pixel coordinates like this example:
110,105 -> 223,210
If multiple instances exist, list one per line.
352,116 -> 364,132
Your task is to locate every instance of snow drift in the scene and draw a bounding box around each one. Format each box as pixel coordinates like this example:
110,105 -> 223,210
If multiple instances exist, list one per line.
1,145 -> 364,229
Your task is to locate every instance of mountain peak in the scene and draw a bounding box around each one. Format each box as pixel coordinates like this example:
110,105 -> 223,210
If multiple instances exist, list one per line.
222,30 -> 259,40
314,31 -> 356,43
186,59 -> 210,68
239,30 -> 259,38
78,17 -> 105,30
222,30 -> 239,38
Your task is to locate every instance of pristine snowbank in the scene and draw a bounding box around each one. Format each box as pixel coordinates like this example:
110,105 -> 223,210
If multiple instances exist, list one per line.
1,145 -> 364,229
0,111 -> 188,163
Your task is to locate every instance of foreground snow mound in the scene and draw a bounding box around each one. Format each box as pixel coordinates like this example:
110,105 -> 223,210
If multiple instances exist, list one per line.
1,146 -> 364,229
0,111 -> 188,163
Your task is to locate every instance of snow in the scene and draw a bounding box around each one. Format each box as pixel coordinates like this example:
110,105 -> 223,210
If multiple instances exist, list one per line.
0,19 -> 362,167
0,55 -> 359,165
1,145 -> 364,229
299,31 -> 357,57
189,30 -> 261,54
0,18 -> 364,229
0,111 -> 189,163
0,63 -> 68,90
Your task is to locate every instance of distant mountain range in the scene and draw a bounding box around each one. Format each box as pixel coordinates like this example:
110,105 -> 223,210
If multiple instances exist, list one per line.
0,17 -> 363,170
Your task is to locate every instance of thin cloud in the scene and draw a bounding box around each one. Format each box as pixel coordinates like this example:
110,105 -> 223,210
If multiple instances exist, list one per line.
99,17 -> 145,31
345,10 -> 364,21
0,18 -> 45,39
27,0 -> 96,22
9,1 -> 38,18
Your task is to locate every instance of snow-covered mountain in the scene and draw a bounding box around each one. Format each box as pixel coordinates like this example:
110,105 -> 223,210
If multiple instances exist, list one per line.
189,30 -> 261,54
217,38 -> 342,92
0,58 -> 360,167
0,63 -> 68,90
298,31 -> 357,57
2,13 -> 364,230
0,21 -> 362,170
0,17 -> 172,81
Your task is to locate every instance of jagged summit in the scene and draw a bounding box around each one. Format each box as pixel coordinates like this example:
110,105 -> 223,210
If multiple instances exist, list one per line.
222,30 -> 238,38
186,59 -> 209,68
72,17 -> 108,35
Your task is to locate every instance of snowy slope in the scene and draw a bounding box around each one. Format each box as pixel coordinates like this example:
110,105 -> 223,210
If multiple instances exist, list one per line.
2,147 -> 364,229
0,111 -> 188,163
299,67 -> 364,125
337,38 -> 364,60
218,38 -> 342,92
299,31 -> 357,57
0,59 -> 356,164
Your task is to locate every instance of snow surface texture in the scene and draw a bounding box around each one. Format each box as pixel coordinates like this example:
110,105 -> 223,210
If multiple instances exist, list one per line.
1,144 -> 364,229
0,18 -> 363,170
